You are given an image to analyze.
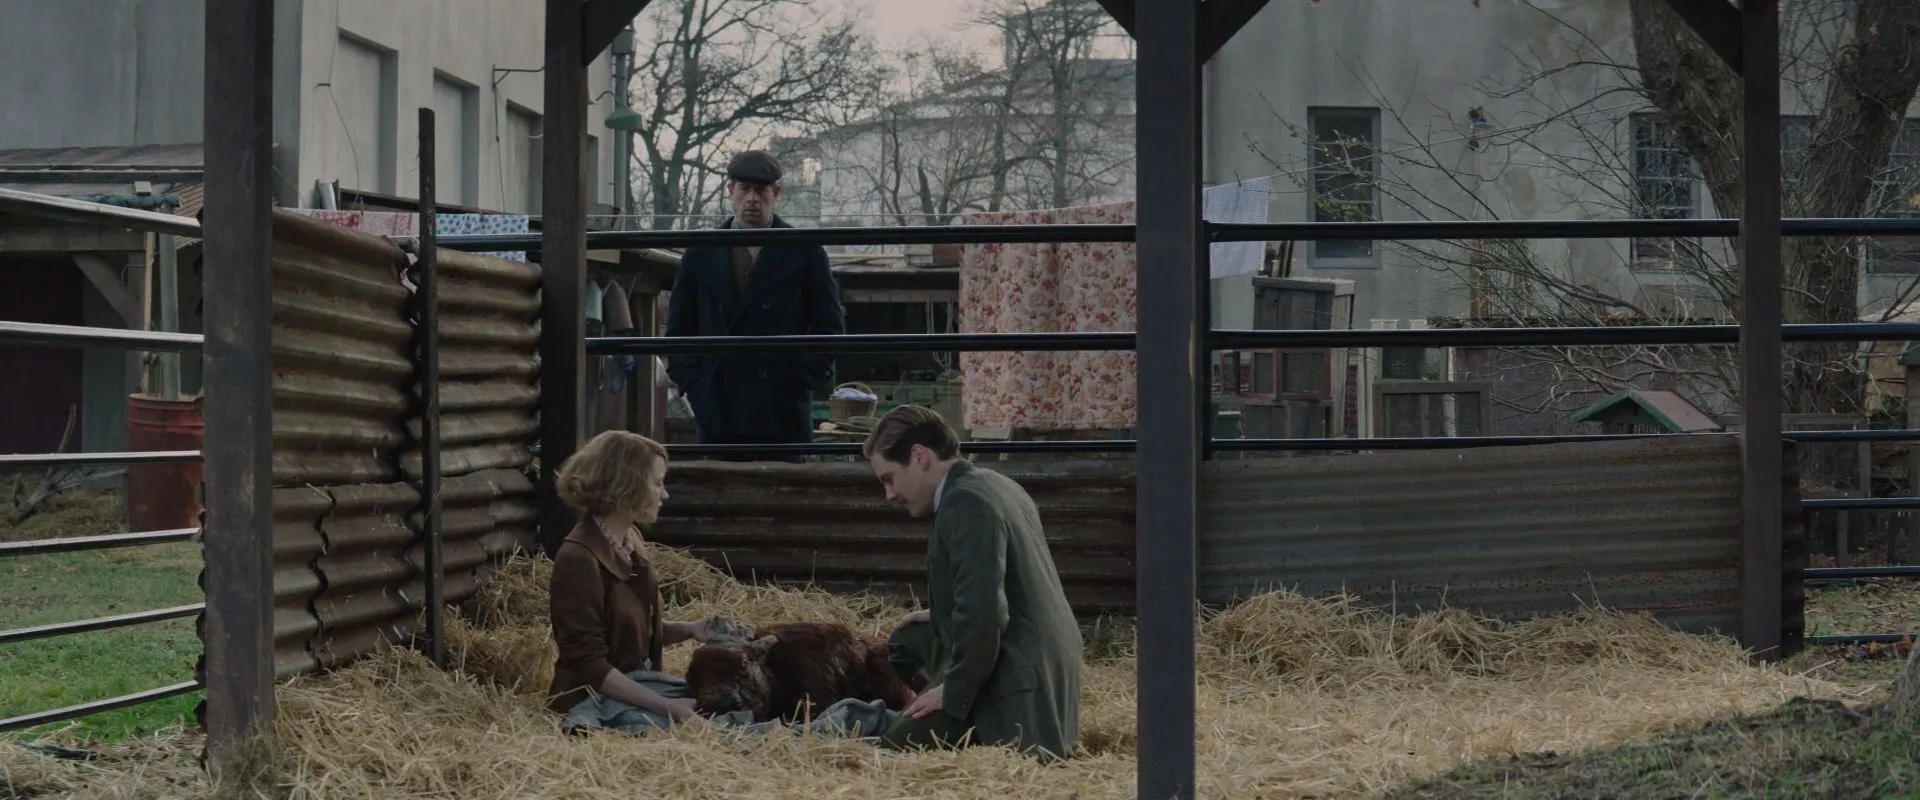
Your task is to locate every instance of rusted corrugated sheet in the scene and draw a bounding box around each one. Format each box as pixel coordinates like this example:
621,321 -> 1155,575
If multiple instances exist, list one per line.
650,460 -> 1137,614
401,248 -> 540,481
652,437 -> 1805,649
270,210 -> 411,487
249,211 -> 541,678
1198,434 -> 1802,640
265,469 -> 538,671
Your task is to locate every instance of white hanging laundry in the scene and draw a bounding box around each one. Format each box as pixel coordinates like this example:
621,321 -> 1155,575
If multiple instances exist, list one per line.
1203,176 -> 1274,279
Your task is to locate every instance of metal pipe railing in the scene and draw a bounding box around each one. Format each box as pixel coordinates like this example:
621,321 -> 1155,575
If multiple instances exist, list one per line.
1208,216 -> 1920,243
586,322 -> 1920,357
1806,633 -> 1917,646
1806,566 -> 1920,579
0,186 -> 202,238
652,428 -> 1920,459
0,450 -> 200,470
1801,497 -> 1920,511
0,603 -> 205,645
0,320 -> 204,352
0,528 -> 198,558
0,680 -> 202,734
430,215 -> 1920,252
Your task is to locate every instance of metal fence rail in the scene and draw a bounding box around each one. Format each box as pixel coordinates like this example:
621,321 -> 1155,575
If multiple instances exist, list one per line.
0,681 -> 204,734
0,188 -> 209,736
0,529 -> 198,558
0,604 -> 206,646
430,215 -> 1920,252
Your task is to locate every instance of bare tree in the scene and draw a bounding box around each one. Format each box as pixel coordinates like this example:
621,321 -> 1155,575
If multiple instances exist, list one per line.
625,0 -> 888,229
817,42 -> 1016,225
1251,1 -> 1920,431
816,0 -> 1134,226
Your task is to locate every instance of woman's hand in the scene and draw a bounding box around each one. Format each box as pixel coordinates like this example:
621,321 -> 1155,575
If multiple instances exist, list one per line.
892,609 -> 931,631
664,697 -> 701,723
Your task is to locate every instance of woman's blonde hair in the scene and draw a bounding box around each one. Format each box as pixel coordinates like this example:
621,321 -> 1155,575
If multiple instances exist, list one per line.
554,430 -> 670,517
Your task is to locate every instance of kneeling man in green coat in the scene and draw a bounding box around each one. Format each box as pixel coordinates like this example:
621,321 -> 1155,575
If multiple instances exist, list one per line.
861,404 -> 1082,763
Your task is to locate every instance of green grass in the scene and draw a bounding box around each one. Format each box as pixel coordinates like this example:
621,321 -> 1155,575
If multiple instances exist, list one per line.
1,540 -> 205,744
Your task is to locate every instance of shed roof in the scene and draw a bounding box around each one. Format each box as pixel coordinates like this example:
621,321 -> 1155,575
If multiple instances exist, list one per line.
1570,389 -> 1722,433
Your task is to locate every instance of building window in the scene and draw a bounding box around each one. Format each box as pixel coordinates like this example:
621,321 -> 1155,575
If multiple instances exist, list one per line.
1868,120 -> 1920,275
505,105 -> 543,215
431,73 -> 480,206
333,32 -> 398,193
1307,107 -> 1380,265
1629,113 -> 1700,272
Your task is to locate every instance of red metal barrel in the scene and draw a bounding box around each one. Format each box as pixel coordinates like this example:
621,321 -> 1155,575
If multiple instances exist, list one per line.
126,394 -> 204,532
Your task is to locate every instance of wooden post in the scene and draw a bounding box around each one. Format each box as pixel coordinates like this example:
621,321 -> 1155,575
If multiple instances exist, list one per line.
537,0 -> 589,555
200,0 -> 278,750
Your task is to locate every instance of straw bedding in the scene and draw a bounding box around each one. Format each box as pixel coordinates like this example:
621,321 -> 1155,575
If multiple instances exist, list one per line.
2,545 -> 1865,799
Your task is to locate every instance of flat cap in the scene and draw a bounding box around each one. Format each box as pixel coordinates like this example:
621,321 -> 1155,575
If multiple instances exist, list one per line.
725,149 -> 783,185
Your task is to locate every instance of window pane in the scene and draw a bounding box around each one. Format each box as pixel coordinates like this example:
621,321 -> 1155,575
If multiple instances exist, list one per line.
1309,108 -> 1379,262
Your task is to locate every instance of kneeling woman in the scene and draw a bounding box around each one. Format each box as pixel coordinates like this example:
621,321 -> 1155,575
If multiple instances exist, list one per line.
546,430 -> 712,733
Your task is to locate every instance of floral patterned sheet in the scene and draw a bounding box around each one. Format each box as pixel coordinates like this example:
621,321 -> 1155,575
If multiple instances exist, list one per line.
958,201 -> 1138,432
286,209 -> 531,262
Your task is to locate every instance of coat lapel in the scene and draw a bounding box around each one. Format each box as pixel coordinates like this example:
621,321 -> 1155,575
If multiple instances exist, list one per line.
565,518 -> 631,579
731,216 -> 802,325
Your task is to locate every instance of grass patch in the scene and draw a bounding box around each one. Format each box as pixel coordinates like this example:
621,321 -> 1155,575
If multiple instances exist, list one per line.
2,480 -> 204,743
1384,697 -> 1920,799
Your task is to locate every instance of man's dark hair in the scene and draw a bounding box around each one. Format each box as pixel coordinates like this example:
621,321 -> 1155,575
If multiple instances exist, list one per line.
862,404 -> 962,465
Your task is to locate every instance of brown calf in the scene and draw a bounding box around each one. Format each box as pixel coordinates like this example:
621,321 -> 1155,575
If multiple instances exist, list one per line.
685,621 -> 917,722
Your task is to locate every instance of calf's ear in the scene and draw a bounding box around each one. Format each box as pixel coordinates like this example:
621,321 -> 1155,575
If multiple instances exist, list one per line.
748,634 -> 778,657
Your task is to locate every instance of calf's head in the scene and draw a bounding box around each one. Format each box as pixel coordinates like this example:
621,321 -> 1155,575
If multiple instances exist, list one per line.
684,635 -> 776,718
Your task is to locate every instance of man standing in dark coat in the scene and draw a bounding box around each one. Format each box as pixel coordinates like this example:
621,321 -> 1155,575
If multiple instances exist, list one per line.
664,150 -> 846,452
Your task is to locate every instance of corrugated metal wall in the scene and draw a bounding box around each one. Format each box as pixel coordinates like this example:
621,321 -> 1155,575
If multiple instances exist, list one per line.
201,210 -> 541,683
654,436 -> 1804,648
649,459 -> 1137,613
1199,434 -> 1805,642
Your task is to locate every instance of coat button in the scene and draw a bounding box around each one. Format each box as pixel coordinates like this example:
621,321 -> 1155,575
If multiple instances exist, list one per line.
762,302 -> 771,310
759,370 -> 768,378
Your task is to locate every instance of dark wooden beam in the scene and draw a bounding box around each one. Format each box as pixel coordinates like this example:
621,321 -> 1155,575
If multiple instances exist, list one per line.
1199,0 -> 1269,62
1094,0 -> 1136,37
543,0 -> 591,554
200,0 -> 277,753
582,0 -> 654,66
1134,0 -> 1201,796
71,253 -> 140,325
1659,0 -> 1743,73
1736,0 -> 1784,660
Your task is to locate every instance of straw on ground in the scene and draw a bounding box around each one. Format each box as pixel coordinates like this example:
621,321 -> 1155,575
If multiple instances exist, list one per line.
1,544 -> 1873,799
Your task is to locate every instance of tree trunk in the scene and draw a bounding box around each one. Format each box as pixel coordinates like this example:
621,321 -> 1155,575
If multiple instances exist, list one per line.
1630,0 -> 1920,419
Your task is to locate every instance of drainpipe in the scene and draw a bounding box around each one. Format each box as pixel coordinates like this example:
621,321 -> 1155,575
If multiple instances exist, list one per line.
612,27 -> 635,227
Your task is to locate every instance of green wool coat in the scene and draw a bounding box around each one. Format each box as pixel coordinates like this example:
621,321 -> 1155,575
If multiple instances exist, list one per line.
925,459 -> 1083,762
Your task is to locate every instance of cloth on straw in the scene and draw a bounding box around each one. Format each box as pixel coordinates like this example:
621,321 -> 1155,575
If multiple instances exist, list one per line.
559,662 -> 898,740
958,201 -> 1137,432
1203,176 -> 1274,279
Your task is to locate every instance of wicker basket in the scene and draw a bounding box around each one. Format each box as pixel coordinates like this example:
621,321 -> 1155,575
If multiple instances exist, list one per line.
827,382 -> 878,422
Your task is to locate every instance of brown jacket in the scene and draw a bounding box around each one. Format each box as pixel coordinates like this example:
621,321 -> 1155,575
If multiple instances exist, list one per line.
546,520 -> 665,713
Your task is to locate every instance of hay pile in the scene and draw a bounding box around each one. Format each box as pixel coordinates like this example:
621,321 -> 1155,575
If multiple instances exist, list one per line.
2,545 -> 1866,799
